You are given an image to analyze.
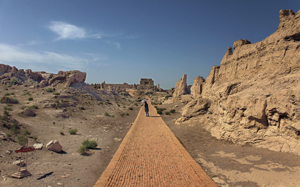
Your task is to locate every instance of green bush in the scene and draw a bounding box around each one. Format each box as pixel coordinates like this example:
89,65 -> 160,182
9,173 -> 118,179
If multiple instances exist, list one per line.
46,88 -> 53,92
4,92 -> 10,96
170,109 -> 176,113
157,109 -> 162,114
17,135 -> 28,146
128,107 -> 133,110
23,130 -> 31,136
10,99 -> 19,104
33,136 -> 38,141
28,105 -> 38,109
10,123 -> 20,134
10,92 -> 14,95
165,111 -> 170,115
8,78 -> 18,87
3,105 -> 12,111
120,113 -> 125,117
7,133 -> 12,139
82,140 -> 98,149
68,129 -> 78,135
126,113 -> 129,116
53,92 -> 60,95
28,97 -> 33,101
78,145 -> 87,155
104,112 -> 110,117
3,110 -> 9,116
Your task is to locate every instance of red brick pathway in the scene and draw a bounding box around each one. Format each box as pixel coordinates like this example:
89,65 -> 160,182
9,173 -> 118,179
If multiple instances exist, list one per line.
94,100 -> 217,187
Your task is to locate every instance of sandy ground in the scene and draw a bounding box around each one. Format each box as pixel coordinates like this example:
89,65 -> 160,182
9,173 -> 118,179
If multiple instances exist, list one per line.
160,101 -> 300,187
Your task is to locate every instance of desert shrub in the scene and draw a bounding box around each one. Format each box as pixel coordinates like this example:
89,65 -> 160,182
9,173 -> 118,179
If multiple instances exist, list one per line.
17,135 -> 28,146
28,105 -> 38,109
104,112 -> 110,117
21,106 -> 26,110
10,99 -> 19,104
117,104 -> 120,107
57,103 -> 62,108
165,95 -> 172,99
28,97 -> 33,101
128,107 -> 133,110
8,78 -> 18,87
157,109 -> 162,114
55,100 -> 59,103
1,115 -> 8,121
33,136 -> 38,141
10,92 -> 14,95
3,110 -> 9,116
23,130 -> 31,136
68,129 -> 78,135
3,105 -> 12,111
7,133 -> 12,139
46,88 -> 53,92
111,115 -> 114,117
170,109 -> 176,113
60,131 -> 64,135
4,92 -> 10,96
126,113 -> 129,116
82,139 -> 98,149
10,123 -> 20,134
165,111 -> 170,115
120,113 -> 125,117
78,145 -> 87,155
53,92 -> 60,95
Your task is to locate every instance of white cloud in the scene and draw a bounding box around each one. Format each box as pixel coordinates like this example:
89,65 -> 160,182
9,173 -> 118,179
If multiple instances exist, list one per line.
48,21 -> 86,40
0,43 -> 89,70
106,41 -> 121,49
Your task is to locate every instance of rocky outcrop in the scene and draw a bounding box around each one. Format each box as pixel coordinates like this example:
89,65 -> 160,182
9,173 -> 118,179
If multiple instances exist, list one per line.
190,76 -> 205,99
173,74 -> 189,102
177,9 -> 300,156
0,64 -> 87,88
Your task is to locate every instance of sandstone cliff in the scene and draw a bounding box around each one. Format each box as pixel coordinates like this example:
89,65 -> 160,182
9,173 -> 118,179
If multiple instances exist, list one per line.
177,9 -> 300,155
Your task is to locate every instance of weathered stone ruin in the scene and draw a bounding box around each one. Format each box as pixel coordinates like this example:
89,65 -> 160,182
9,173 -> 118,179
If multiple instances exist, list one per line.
176,9 -> 300,156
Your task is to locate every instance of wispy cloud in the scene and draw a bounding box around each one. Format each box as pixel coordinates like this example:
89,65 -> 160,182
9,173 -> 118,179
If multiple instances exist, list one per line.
0,43 -> 93,70
106,41 -> 121,49
48,21 -> 87,40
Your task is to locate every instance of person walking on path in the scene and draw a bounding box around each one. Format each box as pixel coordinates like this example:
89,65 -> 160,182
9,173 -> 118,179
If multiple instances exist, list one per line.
144,101 -> 149,117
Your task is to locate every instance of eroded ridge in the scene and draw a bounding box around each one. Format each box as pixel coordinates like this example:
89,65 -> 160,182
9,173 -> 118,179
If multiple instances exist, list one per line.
94,100 -> 216,187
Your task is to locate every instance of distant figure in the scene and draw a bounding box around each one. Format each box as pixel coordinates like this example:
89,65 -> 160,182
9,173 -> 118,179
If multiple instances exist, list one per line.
144,101 -> 149,117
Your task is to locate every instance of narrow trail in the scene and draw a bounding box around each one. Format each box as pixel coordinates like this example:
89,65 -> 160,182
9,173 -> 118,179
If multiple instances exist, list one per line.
94,99 -> 216,187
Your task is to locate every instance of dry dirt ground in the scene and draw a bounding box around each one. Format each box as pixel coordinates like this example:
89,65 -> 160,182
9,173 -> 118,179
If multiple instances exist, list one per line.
0,85 -> 141,187
159,100 -> 300,187
1,86 -> 300,187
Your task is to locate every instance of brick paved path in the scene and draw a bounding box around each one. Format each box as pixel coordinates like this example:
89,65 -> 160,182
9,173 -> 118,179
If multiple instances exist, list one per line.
94,100 -> 217,187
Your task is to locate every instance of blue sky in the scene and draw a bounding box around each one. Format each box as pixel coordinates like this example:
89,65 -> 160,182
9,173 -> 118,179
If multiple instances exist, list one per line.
0,0 -> 299,89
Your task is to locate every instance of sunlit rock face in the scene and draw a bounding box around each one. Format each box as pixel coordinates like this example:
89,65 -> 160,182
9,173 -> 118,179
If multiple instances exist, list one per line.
177,9 -> 300,156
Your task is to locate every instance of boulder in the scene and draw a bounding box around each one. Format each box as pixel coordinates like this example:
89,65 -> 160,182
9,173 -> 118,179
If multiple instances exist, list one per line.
173,74 -> 188,102
46,140 -> 62,153
33,143 -> 43,150
12,160 -> 24,166
0,131 -> 7,140
22,109 -> 36,117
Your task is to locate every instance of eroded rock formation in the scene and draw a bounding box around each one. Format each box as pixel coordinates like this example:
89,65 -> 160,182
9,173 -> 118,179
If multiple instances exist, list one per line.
177,9 -> 300,155
173,74 -> 189,102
